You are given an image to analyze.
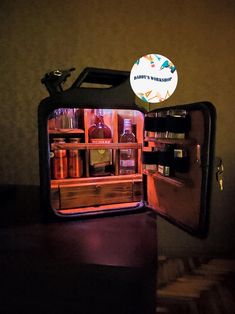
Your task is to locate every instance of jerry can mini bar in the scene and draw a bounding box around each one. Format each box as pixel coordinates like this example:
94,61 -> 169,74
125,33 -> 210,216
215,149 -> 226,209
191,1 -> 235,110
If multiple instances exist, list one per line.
38,67 -> 216,237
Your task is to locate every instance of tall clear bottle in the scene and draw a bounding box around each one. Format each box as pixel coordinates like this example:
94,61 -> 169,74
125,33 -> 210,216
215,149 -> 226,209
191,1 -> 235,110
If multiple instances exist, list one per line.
88,109 -> 113,176
119,119 -> 136,175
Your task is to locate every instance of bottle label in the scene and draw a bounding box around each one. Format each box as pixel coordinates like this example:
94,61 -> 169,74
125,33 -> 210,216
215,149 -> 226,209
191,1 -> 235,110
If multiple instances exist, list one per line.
144,164 -> 157,171
90,138 -> 112,167
120,159 -> 135,167
158,165 -> 170,176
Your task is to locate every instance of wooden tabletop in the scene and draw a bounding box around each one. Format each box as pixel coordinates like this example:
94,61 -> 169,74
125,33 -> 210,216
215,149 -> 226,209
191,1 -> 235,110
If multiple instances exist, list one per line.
0,185 -> 157,314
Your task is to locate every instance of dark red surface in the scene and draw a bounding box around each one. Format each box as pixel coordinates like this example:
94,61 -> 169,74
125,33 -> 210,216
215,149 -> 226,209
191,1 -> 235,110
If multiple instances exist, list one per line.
0,185 -> 157,313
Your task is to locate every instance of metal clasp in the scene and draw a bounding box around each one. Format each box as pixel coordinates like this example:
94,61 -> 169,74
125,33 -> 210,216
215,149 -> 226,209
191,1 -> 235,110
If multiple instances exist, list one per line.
215,157 -> 224,191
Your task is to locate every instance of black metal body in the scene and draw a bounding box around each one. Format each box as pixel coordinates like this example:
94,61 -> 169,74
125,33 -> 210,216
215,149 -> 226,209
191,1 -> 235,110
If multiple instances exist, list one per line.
38,68 -> 145,221
38,67 -> 216,237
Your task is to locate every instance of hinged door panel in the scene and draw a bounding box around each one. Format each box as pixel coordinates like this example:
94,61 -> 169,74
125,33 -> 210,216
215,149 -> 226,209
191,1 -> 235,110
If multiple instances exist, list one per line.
143,102 -> 216,237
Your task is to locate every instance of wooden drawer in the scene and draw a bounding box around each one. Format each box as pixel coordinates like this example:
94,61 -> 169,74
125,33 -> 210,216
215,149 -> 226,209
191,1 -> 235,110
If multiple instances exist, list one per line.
58,180 -> 142,210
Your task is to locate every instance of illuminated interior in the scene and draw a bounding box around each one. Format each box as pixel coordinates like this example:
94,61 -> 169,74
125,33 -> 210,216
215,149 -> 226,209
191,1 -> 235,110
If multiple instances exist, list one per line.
48,108 -> 144,215
47,105 -> 207,234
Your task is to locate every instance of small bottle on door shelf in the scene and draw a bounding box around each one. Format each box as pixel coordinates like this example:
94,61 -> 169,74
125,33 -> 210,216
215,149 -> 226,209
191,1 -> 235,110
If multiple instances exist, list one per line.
173,147 -> 189,173
157,144 -> 173,177
144,112 -> 156,138
142,147 -> 158,173
52,138 -> 68,179
143,163 -> 158,173
68,138 -> 83,178
119,119 -> 136,175
155,111 -> 168,138
88,109 -> 113,176
144,111 -> 167,139
166,109 -> 188,139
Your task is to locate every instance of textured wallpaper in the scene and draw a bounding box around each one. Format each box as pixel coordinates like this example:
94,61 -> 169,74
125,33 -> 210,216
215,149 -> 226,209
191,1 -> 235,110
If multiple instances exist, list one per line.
0,0 -> 235,254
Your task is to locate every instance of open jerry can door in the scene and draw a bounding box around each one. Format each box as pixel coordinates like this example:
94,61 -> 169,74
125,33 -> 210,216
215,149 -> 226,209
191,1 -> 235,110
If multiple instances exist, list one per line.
143,102 -> 216,237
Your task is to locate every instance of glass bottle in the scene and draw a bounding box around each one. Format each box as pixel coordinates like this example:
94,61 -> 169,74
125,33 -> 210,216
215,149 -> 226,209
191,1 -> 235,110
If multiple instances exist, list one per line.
68,138 -> 83,178
166,109 -> 188,139
155,111 -> 168,138
88,109 -> 113,176
144,112 -> 156,138
119,119 -> 136,175
54,109 -> 63,129
52,138 -> 68,179
157,144 -> 173,177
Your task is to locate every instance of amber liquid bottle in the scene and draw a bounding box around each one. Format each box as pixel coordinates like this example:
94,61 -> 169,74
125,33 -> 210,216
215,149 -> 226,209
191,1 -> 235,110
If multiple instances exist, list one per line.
52,138 -> 68,179
119,119 -> 136,175
88,109 -> 113,176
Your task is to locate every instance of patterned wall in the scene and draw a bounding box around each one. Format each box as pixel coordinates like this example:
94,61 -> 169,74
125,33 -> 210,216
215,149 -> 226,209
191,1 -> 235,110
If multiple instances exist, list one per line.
0,0 -> 234,254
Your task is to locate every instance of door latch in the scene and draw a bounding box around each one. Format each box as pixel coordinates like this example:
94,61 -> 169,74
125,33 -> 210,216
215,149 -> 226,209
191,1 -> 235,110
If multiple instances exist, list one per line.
215,157 -> 224,191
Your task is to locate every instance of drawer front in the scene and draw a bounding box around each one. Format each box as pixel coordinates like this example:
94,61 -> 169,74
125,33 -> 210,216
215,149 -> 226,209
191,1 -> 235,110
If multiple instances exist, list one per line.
59,181 -> 141,209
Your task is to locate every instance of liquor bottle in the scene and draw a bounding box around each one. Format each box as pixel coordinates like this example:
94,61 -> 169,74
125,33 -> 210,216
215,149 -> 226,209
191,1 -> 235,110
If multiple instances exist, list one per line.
52,138 -> 68,179
144,112 -> 156,138
166,109 -> 188,139
119,119 -> 136,175
155,111 -> 168,138
173,147 -> 189,173
68,138 -> 83,178
88,109 -> 113,176
157,144 -> 173,177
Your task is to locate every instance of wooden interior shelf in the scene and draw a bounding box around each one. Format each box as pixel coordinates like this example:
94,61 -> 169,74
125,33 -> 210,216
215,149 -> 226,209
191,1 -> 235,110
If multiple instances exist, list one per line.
49,128 -> 85,134
57,201 -> 141,215
145,137 -> 196,146
51,142 -> 142,150
51,173 -> 143,187
143,170 -> 186,187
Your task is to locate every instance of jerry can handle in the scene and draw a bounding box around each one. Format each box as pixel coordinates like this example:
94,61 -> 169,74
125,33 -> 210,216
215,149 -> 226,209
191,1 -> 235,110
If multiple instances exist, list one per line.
70,67 -> 130,89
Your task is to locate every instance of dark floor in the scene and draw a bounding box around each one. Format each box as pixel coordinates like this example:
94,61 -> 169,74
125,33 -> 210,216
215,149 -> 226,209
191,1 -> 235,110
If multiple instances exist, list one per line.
156,257 -> 235,314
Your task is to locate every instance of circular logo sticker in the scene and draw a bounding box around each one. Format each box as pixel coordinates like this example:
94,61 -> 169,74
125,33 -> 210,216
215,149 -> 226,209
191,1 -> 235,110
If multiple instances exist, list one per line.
130,54 -> 178,103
